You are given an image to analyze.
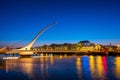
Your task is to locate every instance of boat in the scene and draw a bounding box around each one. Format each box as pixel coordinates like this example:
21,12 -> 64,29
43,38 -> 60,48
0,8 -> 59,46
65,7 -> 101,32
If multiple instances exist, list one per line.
2,56 -> 19,59
0,54 -> 20,60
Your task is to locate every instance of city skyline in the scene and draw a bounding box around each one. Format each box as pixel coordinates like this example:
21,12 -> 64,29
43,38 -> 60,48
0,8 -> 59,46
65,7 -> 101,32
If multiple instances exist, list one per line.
0,0 -> 120,47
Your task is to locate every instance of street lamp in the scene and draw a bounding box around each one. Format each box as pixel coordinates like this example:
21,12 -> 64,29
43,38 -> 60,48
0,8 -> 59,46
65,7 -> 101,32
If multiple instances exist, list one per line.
117,44 -> 120,50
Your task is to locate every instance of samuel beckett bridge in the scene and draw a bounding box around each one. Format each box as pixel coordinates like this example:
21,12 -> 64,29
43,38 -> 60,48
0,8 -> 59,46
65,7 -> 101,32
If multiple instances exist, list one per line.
0,22 -> 84,56
0,22 -> 58,56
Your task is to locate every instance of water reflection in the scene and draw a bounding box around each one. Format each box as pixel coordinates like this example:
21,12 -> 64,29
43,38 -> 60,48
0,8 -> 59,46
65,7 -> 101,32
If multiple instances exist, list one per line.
76,57 -> 82,79
102,56 -> 107,80
81,56 -> 91,79
115,56 -> 120,79
18,58 -> 33,79
40,56 -> 45,80
0,55 -> 120,80
50,54 -> 54,65
89,55 -> 95,79
96,56 -> 103,78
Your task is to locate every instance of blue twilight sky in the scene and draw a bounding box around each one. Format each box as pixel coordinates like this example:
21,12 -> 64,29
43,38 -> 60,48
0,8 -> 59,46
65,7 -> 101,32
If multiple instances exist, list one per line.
0,0 -> 120,47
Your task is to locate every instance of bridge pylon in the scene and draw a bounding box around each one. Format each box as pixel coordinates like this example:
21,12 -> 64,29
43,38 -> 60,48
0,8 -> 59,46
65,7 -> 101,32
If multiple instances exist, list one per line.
7,22 -> 57,56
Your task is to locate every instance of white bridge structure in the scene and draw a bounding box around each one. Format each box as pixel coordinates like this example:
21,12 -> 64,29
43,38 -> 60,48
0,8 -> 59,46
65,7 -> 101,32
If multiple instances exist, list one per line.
6,22 -> 57,56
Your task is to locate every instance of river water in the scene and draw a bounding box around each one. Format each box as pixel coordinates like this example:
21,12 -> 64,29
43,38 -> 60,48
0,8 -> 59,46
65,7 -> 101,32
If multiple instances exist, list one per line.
0,55 -> 120,80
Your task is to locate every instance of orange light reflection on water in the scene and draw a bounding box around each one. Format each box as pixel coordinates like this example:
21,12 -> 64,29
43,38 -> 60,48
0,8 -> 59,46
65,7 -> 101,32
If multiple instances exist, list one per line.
18,58 -> 33,79
76,57 -> 82,79
96,56 -> 103,78
89,56 -> 107,79
114,57 -> 120,79
89,55 -> 95,78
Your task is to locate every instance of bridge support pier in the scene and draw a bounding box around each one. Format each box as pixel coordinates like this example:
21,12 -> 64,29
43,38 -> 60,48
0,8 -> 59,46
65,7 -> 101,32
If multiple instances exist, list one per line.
19,51 -> 34,57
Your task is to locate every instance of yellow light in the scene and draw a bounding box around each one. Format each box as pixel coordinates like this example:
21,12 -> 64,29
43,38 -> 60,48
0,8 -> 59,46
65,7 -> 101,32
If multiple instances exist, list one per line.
64,54 -> 67,57
59,55 -> 63,59
50,54 -> 53,57
45,54 -> 48,56
40,53 -> 43,56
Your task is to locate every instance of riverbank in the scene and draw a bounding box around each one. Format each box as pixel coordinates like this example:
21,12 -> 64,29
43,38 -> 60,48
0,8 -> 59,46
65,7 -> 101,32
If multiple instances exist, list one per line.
35,51 -> 120,56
